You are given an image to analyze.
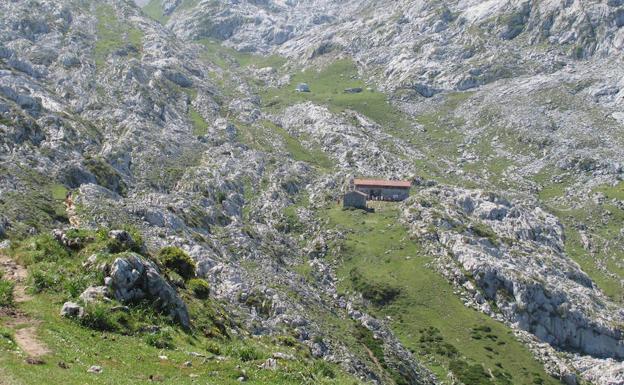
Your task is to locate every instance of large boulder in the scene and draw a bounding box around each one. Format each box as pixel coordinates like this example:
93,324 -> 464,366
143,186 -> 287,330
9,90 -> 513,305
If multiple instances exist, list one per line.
108,253 -> 190,329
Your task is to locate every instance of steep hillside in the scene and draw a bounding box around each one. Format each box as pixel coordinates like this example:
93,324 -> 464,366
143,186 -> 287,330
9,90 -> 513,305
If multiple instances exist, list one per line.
1,0 -> 623,385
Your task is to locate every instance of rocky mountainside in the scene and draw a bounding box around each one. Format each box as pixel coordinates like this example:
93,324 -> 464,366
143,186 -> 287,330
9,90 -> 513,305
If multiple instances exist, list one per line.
1,0 -> 623,384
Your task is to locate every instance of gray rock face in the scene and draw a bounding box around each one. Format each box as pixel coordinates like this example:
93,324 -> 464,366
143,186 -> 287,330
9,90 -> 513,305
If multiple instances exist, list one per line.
402,187 -> 624,379
109,254 -> 190,329
60,302 -> 84,318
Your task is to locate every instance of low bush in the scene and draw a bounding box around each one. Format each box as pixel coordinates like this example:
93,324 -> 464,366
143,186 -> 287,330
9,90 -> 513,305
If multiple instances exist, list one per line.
187,278 -> 210,299
29,266 -> 63,293
205,341 -> 221,355
233,345 -> 263,362
470,222 -> 500,246
80,303 -> 128,332
0,276 -> 14,307
157,246 -> 196,281
144,328 -> 175,349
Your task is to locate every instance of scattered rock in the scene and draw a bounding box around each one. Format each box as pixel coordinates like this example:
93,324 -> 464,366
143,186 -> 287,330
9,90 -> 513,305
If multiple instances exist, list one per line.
87,365 -> 103,374
60,302 -> 84,319
260,358 -> 277,370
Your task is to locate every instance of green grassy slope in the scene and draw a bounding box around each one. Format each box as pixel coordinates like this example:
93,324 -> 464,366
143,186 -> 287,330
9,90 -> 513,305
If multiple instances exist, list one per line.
0,231 -> 360,385
326,203 -> 561,385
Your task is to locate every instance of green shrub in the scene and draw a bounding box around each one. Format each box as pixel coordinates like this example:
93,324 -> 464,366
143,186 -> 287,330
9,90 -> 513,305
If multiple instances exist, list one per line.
234,345 -> 263,362
187,278 -> 210,299
29,266 -> 63,293
157,246 -> 196,281
0,327 -> 14,350
277,335 -> 298,347
144,328 -> 174,349
105,226 -> 145,254
84,157 -> 128,196
240,290 -> 272,318
80,303 -> 127,332
0,277 -> 14,307
205,341 -> 221,355
64,275 -> 90,299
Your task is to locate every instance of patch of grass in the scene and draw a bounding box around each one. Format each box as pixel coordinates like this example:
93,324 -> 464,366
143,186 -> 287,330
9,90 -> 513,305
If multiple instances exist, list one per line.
0,275 -> 14,307
354,325 -> 385,365
188,106 -> 209,136
142,0 -> 170,24
144,328 -> 175,349
470,222 -> 500,246
94,4 -> 144,69
198,40 -> 287,70
9,233 -> 69,266
326,204 -> 560,385
594,181 -> 624,201
0,168 -> 70,237
84,157 -> 128,196
260,60 -> 404,130
79,302 -> 127,332
49,184 -> 68,201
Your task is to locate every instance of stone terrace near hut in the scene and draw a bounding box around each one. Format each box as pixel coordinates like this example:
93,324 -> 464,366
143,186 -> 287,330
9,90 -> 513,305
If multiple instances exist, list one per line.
353,178 -> 411,201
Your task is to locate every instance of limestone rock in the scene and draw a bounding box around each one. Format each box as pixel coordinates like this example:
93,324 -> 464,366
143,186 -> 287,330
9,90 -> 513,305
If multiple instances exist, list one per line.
109,253 -> 190,329
60,302 -> 84,319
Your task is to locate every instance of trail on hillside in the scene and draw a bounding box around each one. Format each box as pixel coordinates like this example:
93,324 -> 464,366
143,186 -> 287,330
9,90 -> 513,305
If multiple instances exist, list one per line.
0,255 -> 50,359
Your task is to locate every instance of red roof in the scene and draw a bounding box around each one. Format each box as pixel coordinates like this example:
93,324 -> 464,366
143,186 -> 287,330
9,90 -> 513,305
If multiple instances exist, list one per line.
354,178 -> 411,188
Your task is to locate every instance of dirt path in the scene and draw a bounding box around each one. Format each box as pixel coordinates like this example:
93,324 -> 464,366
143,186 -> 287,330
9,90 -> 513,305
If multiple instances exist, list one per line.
0,255 -> 50,359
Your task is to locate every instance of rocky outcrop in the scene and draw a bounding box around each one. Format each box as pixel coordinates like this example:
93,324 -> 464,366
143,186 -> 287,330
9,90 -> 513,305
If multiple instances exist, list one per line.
108,253 -> 190,329
402,187 -> 624,382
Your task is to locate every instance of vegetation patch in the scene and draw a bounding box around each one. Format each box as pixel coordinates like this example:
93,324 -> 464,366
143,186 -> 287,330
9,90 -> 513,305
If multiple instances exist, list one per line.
84,157 -> 128,196
259,60 -> 405,132
470,222 -> 500,246
187,278 -> 210,299
157,246 -> 196,281
0,272 -> 14,307
189,106 -> 209,136
94,4 -> 144,69
142,0 -> 170,24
